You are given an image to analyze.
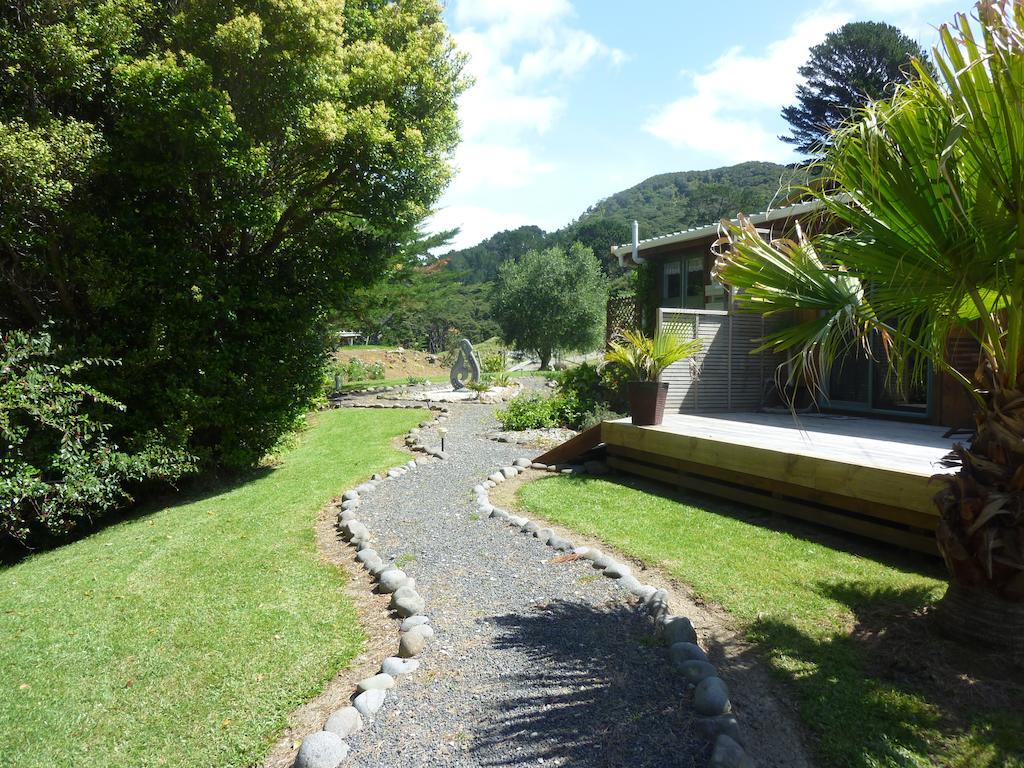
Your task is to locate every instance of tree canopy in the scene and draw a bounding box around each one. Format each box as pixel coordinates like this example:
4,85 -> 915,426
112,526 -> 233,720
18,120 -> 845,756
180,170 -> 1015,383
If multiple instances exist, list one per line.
492,243 -> 607,370
0,0 -> 465,472
780,21 -> 930,155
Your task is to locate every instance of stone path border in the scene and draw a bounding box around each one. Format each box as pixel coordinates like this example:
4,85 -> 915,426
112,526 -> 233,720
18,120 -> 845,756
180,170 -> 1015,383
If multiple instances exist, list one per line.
472,457 -> 756,768
292,404 -> 449,768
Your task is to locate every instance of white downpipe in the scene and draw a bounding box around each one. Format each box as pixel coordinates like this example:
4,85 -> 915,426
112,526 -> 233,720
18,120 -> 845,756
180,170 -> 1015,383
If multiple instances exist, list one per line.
631,219 -> 645,264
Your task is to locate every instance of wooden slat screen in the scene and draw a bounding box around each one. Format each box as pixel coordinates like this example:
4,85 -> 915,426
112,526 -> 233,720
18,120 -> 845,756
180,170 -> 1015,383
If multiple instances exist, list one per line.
658,309 -> 781,413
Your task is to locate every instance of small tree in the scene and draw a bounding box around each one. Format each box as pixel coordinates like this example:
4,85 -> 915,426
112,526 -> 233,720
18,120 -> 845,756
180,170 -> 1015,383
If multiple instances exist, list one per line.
493,243 -> 607,370
781,21 -> 930,155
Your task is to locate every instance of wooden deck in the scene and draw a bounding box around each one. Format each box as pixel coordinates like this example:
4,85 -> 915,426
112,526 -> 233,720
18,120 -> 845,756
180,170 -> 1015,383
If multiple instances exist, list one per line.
602,412 -> 959,554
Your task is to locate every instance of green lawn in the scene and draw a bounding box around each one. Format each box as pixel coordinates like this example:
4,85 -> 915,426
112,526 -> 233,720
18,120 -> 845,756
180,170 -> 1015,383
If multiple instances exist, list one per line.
0,407 -> 425,768
517,475 -> 1024,768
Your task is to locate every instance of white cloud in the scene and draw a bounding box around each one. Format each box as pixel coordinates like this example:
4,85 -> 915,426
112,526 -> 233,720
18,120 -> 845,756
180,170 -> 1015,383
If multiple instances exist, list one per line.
644,10 -> 850,162
452,0 -> 625,142
449,142 -> 555,194
428,205 -> 540,253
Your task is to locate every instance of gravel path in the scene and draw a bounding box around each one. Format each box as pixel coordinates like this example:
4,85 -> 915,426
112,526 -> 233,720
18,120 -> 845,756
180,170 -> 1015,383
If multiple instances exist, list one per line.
344,401 -> 708,768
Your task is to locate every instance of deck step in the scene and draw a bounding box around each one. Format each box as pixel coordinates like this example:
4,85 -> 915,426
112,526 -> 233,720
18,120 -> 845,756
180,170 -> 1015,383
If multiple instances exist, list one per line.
533,424 -> 603,465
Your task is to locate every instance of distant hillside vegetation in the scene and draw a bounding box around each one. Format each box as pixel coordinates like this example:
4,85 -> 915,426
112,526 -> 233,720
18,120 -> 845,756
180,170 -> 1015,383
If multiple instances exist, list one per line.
444,161 -> 805,283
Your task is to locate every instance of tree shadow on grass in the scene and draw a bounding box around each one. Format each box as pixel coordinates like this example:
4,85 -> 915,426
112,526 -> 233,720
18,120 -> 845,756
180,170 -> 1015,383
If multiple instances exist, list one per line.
751,580 -> 1024,768
472,599 -> 709,768
564,472 -> 946,580
0,466 -> 277,565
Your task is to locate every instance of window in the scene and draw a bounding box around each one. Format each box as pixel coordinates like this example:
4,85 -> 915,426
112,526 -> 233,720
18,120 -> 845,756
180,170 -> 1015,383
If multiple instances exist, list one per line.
684,257 -> 704,309
663,261 -> 682,305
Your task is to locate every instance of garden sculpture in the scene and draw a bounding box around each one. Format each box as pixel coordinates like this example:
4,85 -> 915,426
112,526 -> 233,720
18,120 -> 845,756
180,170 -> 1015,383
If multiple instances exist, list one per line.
450,338 -> 482,390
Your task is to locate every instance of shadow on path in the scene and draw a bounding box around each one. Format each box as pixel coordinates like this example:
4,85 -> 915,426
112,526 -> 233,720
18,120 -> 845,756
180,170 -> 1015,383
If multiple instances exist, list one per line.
473,600 -> 709,768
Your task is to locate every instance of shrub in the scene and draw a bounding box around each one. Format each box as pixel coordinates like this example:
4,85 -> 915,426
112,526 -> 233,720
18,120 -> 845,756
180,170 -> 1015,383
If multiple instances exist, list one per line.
490,372 -> 513,387
482,351 -> 507,373
0,332 -> 194,551
495,394 -> 559,430
1,0 -> 465,471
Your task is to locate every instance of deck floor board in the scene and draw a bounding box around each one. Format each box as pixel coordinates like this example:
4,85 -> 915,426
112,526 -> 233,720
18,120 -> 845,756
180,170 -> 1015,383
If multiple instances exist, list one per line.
610,412 -> 956,476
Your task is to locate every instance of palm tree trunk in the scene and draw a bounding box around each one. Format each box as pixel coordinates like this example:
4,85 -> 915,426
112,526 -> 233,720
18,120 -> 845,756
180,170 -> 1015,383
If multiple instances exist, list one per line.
935,369 -> 1024,655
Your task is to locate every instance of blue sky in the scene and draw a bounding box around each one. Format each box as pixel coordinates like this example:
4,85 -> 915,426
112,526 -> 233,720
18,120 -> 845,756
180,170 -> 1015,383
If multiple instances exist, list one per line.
431,0 -> 967,251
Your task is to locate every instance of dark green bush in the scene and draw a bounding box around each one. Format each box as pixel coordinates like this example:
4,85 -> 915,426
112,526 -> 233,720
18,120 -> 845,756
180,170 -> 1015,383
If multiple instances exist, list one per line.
495,394 -> 560,430
1,332 -> 194,550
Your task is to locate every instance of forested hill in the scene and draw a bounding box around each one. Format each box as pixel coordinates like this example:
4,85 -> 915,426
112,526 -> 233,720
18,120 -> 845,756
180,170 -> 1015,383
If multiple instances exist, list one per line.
444,161 -> 804,282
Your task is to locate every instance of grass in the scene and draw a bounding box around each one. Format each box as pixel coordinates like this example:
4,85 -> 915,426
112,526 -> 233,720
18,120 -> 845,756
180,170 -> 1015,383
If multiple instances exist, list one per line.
0,407 -> 425,768
516,475 -> 1024,768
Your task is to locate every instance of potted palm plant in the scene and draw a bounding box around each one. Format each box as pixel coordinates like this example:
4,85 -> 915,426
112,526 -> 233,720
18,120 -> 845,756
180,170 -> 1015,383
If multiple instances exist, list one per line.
714,3 -> 1024,652
604,329 -> 701,426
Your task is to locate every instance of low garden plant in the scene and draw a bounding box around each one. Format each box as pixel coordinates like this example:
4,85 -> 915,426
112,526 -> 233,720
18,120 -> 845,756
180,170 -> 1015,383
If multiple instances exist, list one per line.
495,363 -> 624,432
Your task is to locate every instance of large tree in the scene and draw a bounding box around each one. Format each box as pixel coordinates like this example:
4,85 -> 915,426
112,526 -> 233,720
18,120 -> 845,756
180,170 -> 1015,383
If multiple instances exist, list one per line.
718,2 -> 1024,650
492,243 -> 607,370
0,0 -> 465,468
781,21 -> 930,154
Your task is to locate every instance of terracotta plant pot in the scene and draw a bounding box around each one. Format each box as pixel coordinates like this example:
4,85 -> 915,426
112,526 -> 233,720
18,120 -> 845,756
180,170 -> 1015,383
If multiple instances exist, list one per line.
628,381 -> 669,426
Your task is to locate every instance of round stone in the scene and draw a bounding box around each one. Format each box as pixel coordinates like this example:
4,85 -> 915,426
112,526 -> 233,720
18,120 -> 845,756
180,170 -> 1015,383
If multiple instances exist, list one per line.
679,660 -> 718,685
294,730 -> 349,768
507,515 -> 528,528
488,472 -> 504,484
710,733 -> 753,768
338,509 -> 357,523
392,592 -> 426,618
670,642 -> 709,666
341,520 -> 369,543
591,554 -> 613,569
663,616 -> 698,646
694,715 -> 741,745
342,490 -> 359,502
363,555 -> 383,573
534,528 -> 553,544
617,574 -> 642,593
521,521 -> 540,534
376,569 -> 408,593
531,462 -> 548,470
694,676 -> 732,716
399,625 -> 431,657
355,549 -> 378,564
633,583 -> 658,601
500,466 -> 518,478
400,615 -> 430,631
353,688 -> 386,718
548,536 -> 573,552
382,656 -> 420,676
356,673 -> 395,692
514,458 -> 532,467
603,562 -> 632,579
324,706 -> 363,738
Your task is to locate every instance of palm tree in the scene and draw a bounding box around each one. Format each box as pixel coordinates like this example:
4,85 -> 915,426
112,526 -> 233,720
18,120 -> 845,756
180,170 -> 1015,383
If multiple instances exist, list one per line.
714,1 -> 1024,650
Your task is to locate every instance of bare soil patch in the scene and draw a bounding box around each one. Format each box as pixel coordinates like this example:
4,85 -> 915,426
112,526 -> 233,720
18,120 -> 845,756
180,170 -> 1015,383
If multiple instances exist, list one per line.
335,347 -> 447,380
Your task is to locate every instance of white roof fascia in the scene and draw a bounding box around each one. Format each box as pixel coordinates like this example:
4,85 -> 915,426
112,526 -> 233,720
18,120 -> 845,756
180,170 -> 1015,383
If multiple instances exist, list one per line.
610,199 -> 822,261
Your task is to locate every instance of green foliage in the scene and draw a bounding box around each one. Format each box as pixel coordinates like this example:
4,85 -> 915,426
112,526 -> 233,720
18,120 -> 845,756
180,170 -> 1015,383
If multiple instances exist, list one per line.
488,371 -> 513,387
493,243 -> 608,370
482,351 -> 507,373
605,330 -> 701,382
440,163 -> 806,284
495,393 -> 560,430
781,21 -> 931,155
0,332 -> 193,550
333,254 -> 499,352
444,225 -> 547,282
0,0 -> 466,471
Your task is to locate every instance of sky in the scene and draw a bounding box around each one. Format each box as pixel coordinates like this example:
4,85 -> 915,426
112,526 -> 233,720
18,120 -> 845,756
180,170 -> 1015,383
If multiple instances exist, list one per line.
430,0 -> 968,252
